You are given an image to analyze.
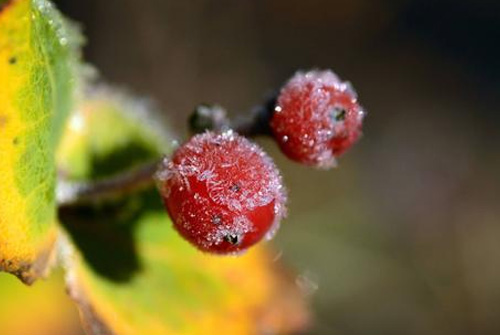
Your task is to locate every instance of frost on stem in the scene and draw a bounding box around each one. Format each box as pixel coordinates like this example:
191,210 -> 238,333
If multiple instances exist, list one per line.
155,130 -> 287,254
189,104 -> 230,134
188,95 -> 277,137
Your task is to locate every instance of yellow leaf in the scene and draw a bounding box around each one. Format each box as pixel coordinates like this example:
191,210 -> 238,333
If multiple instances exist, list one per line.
0,0 -> 80,283
67,237 -> 309,335
0,271 -> 83,335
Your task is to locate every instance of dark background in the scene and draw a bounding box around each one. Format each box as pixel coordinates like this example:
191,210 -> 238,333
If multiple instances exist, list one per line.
54,1 -> 500,334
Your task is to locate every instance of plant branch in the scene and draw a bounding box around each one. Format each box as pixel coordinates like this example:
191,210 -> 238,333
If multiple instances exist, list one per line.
57,160 -> 159,207
58,95 -> 277,208
189,93 -> 277,136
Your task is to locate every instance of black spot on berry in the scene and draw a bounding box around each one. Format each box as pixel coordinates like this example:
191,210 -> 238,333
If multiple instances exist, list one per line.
8,56 -> 16,65
330,107 -> 346,122
230,183 -> 241,192
12,137 -> 19,145
224,234 -> 241,245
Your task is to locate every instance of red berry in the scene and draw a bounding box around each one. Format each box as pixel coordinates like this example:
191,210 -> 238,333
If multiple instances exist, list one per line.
155,131 -> 287,254
270,70 -> 365,168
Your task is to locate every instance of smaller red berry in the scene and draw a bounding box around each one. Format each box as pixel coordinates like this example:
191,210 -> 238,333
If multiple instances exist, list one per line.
155,131 -> 287,254
270,70 -> 365,168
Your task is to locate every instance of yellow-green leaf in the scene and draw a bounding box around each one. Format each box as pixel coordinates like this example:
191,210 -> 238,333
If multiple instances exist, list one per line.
0,271 -> 83,335
58,90 -> 309,335
56,87 -> 172,182
0,0 -> 80,283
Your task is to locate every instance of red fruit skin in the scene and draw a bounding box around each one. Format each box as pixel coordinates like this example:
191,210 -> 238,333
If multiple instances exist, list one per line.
270,70 -> 365,169
156,131 -> 286,254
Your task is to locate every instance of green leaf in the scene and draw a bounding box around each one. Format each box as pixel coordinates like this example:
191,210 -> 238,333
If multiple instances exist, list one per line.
0,0 -> 81,283
57,87 -> 172,181
58,89 -> 309,335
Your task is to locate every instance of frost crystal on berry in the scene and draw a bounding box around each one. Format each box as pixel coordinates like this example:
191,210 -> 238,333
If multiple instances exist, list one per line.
270,69 -> 365,168
155,130 -> 287,254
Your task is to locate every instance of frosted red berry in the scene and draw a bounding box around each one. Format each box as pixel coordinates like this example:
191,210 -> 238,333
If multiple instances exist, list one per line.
270,70 -> 365,168
155,131 -> 287,254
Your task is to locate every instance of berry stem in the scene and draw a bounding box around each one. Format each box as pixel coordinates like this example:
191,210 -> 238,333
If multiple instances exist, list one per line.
239,93 -> 277,136
189,93 -> 277,137
57,160 -> 159,207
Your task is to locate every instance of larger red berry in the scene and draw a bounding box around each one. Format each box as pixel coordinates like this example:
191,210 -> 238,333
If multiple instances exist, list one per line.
155,131 -> 287,254
270,70 -> 365,168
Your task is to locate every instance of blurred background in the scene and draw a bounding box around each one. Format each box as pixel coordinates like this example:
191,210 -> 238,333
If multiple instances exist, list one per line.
2,0 -> 499,334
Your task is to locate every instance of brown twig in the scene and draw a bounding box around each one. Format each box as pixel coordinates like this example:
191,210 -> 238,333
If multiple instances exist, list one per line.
57,161 -> 159,207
